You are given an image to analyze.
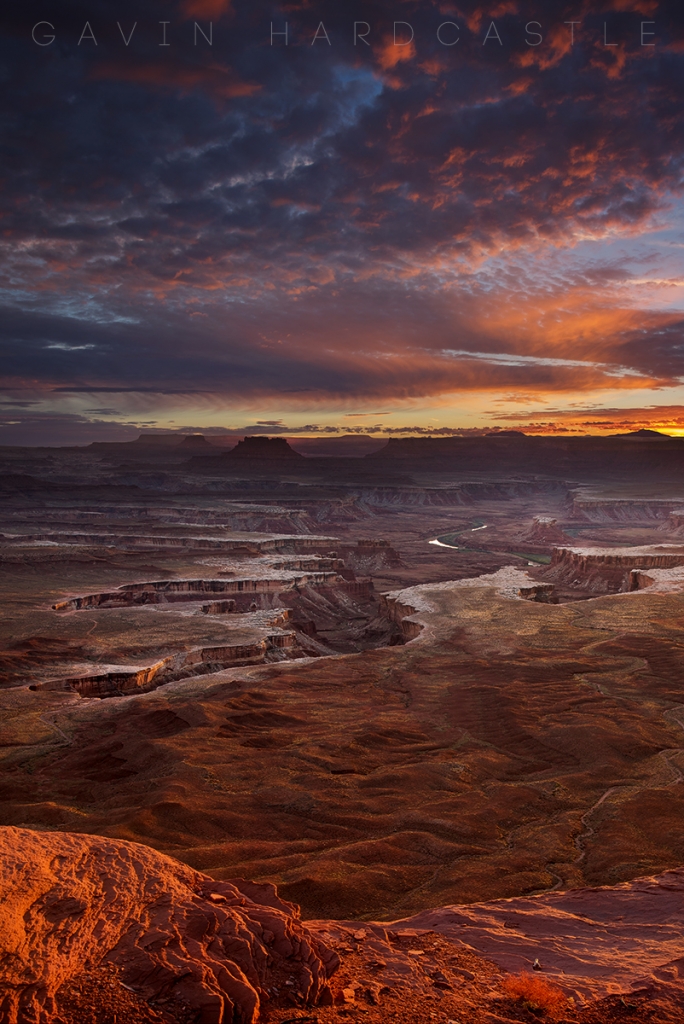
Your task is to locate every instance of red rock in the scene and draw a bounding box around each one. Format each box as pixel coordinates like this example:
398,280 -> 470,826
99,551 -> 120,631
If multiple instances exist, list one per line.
0,826 -> 337,1024
352,867 -> 684,1007
317,985 -> 334,1005
338,986 -> 357,1003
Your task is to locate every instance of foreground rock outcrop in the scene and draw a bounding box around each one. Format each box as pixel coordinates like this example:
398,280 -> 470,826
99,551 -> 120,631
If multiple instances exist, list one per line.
0,827 -> 337,1024
3,826 -> 684,1024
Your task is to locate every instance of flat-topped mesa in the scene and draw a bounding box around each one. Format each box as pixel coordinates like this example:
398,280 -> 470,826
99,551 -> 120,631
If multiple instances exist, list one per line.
2,532 -> 302,551
552,545 -> 684,572
33,632 -> 303,697
52,572 -> 345,611
7,533 -> 339,555
571,498 -> 681,522
365,433 -> 684,479
546,545 -> 684,595
224,436 -> 304,459
176,433 -> 218,449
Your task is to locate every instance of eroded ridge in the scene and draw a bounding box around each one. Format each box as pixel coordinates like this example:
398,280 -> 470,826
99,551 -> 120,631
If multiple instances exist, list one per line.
20,539 -> 405,697
30,631 -> 302,697
52,572 -> 347,611
539,544 -> 684,597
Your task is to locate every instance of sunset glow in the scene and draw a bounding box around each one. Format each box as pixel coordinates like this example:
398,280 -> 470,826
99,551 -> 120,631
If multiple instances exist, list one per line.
2,2 -> 683,443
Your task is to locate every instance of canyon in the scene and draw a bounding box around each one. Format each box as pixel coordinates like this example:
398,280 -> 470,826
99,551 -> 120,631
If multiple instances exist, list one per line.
3,432 -> 684,1022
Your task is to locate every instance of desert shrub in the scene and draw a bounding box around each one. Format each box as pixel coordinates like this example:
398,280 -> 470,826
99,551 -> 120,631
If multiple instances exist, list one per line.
500,972 -> 569,1018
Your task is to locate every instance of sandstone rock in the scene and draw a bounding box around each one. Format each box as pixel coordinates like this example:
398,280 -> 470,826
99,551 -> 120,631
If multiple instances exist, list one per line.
431,970 -> 452,989
376,867 -> 684,1005
523,516 -> 569,545
0,826 -> 337,1024
552,543 -> 684,572
517,583 -> 556,602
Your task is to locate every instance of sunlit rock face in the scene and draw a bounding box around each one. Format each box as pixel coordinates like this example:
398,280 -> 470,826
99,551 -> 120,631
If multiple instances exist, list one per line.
0,826 -> 337,1024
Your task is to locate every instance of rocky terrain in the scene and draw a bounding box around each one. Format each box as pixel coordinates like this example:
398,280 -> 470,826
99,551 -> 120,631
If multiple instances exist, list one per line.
3,433 -> 684,1021
0,826 -> 337,1024
1,825 -> 683,1024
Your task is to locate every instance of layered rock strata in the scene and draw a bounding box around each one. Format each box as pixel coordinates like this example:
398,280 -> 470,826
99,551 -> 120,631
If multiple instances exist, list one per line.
552,545 -> 684,573
545,545 -> 684,594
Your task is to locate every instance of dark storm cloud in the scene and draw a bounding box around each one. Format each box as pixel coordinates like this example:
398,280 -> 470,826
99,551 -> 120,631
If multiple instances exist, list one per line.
1,0 -> 684,420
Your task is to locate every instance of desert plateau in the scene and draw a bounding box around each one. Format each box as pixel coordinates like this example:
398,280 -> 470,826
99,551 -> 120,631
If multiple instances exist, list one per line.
2,432 -> 684,1023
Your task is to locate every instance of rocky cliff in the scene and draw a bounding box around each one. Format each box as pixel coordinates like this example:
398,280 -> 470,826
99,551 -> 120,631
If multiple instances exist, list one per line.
552,545 -> 684,572
522,516 -> 570,545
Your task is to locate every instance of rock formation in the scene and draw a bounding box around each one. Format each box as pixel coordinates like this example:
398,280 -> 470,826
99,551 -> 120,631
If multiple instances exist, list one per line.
551,544 -> 684,572
0,826 -> 337,1024
377,867 -> 684,1007
7,433 -> 684,1023
522,516 -> 569,545
223,437 -> 304,460
176,434 -> 219,450
306,867 -> 684,1020
662,508 -> 684,535
3,825 -> 684,1023
544,544 -> 684,593
366,433 -> 684,480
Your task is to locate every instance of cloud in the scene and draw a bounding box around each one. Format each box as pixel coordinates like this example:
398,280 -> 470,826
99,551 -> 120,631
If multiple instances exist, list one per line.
0,0 -> 683,440
499,402 -> 684,429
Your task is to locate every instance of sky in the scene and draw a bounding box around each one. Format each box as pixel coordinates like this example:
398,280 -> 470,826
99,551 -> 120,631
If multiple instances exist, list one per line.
1,0 -> 684,444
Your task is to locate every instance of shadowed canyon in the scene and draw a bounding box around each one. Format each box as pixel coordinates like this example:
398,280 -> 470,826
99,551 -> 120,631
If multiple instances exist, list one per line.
3,433 -> 684,1023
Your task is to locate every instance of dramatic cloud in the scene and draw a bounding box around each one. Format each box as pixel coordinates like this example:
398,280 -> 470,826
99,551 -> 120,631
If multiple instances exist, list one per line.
1,1 -> 683,441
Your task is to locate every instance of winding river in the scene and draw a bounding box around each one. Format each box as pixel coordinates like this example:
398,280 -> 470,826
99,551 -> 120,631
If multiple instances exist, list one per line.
429,523 -> 488,548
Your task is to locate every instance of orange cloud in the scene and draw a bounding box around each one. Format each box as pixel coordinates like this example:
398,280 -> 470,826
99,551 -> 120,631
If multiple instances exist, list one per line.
377,34 -> 416,72
91,59 -> 259,100
180,0 -> 232,18
514,22 -> 574,71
